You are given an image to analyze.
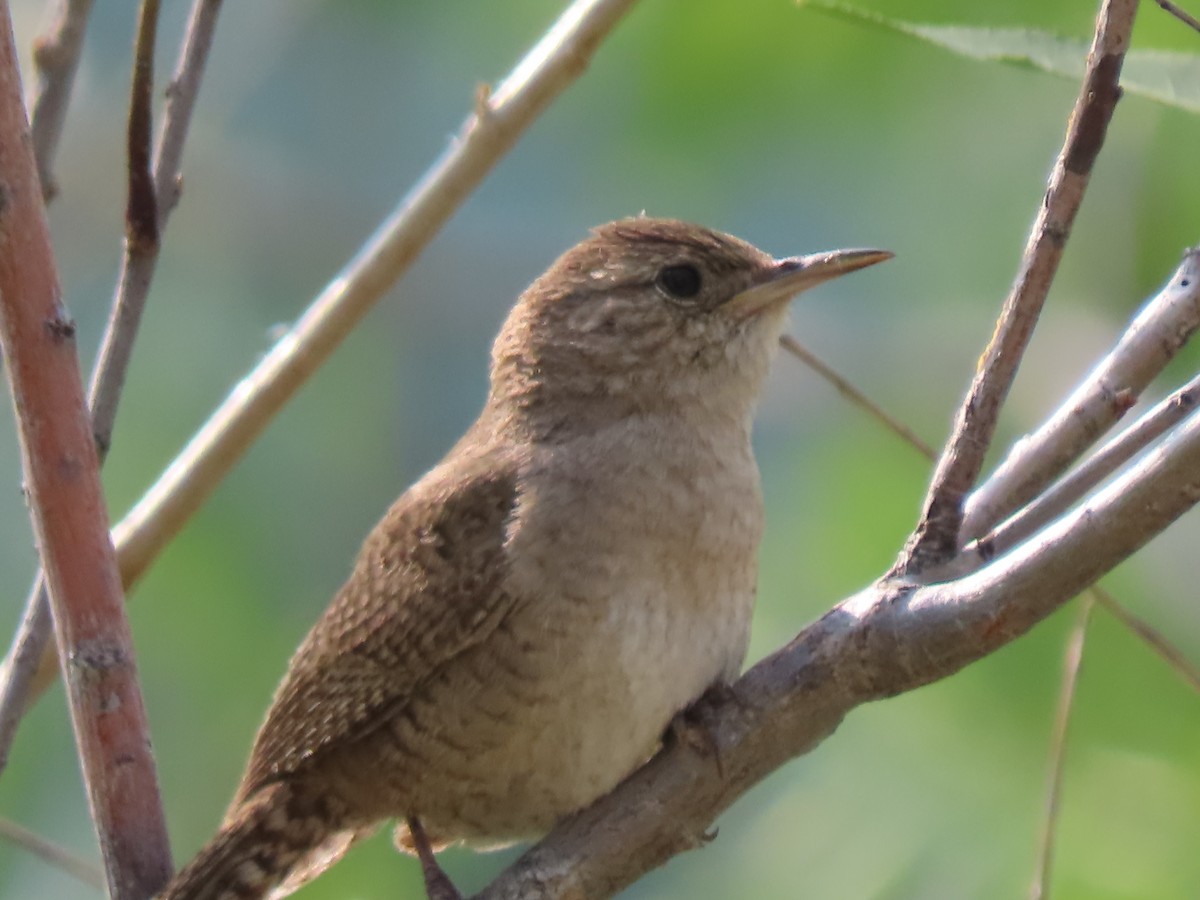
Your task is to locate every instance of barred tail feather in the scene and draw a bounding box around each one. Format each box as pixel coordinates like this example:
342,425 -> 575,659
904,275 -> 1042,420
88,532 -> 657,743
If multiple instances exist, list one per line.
159,781 -> 370,900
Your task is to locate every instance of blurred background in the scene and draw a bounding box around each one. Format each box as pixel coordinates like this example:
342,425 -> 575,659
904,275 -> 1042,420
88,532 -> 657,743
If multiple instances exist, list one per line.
1,0 -> 1198,897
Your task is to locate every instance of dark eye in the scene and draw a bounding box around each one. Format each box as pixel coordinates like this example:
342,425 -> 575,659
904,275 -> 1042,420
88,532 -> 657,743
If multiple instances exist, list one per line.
656,263 -> 702,301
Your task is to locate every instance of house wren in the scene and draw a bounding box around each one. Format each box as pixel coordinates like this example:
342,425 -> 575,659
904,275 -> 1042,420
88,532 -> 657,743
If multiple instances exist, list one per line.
158,218 -> 889,900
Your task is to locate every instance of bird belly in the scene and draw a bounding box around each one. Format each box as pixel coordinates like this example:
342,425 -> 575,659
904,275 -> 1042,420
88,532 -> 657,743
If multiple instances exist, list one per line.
386,435 -> 763,845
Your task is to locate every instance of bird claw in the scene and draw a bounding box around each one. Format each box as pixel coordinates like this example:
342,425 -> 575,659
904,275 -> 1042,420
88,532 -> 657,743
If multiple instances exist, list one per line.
665,681 -> 736,779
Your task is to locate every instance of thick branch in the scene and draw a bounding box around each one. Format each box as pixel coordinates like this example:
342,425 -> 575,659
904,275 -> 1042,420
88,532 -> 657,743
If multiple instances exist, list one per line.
480,395 -> 1200,899
0,2 -> 170,895
896,0 -> 1135,574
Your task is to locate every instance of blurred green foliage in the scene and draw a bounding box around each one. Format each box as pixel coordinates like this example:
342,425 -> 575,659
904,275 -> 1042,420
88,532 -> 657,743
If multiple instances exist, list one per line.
1,1 -> 1198,898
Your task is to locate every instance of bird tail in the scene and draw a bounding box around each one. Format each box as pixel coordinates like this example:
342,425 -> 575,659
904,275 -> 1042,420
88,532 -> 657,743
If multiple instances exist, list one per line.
158,780 -> 372,900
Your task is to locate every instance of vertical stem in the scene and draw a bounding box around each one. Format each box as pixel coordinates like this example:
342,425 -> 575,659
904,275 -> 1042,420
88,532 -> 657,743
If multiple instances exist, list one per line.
0,2 -> 171,895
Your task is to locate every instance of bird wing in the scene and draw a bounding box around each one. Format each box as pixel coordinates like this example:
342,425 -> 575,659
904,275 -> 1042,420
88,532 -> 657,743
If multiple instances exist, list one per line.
234,445 -> 520,803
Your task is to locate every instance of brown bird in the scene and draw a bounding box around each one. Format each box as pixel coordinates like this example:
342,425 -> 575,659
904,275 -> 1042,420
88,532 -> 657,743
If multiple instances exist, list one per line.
158,218 -> 890,899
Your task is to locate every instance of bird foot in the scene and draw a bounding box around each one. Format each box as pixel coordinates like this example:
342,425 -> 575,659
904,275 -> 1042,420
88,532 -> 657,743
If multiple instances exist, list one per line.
407,817 -> 464,900
665,680 -> 737,778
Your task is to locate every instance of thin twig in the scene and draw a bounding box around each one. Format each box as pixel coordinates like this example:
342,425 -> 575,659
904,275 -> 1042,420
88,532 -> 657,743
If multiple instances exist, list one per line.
124,0 -> 159,260
105,0 -> 640,600
0,577 -> 50,773
974,369 -> 1200,564
1093,586 -> 1200,692
1030,596 -> 1094,900
1154,0 -> 1200,33
963,248 -> 1200,546
0,2 -> 171,894
0,0 -> 226,766
153,0 -> 223,217
780,334 -> 936,459
894,0 -> 1136,575
27,0 -> 94,200
0,815 -> 105,890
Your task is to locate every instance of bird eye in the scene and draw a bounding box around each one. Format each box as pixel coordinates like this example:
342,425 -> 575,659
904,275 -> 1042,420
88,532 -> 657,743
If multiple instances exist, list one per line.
655,263 -> 703,301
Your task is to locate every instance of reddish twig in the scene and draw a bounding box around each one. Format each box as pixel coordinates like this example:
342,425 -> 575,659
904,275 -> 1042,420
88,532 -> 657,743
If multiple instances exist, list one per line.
0,1 -> 171,895
0,0 -> 226,772
894,0 -> 1136,576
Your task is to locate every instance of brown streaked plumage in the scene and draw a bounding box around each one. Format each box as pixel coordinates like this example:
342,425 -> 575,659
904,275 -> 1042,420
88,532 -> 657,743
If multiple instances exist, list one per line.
158,218 -> 890,900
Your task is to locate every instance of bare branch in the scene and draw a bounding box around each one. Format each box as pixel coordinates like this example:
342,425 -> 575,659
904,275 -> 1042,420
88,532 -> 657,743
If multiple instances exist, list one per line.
0,574 -> 50,774
481,398 -> 1200,899
0,0 -> 227,763
895,0 -> 1136,575
1030,596 -> 1093,900
974,368 -> 1200,564
27,0 -> 93,200
0,2 -> 171,894
0,815 -> 105,890
780,334 -> 936,459
153,0 -> 223,218
964,248 -> 1200,545
1153,0 -> 1200,33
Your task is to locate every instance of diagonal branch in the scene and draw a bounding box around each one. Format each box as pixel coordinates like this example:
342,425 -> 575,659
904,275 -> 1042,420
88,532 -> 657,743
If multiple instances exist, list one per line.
479,389 -> 1200,900
0,1 -> 171,894
974,367 -> 1200,565
895,0 -> 1136,576
109,0 -> 640,599
780,333 -> 936,458
0,814 -> 104,890
12,0 -> 641,714
1153,0 -> 1200,33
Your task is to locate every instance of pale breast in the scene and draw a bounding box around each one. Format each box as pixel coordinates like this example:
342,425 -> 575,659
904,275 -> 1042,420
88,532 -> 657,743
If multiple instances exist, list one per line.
403,417 -> 764,843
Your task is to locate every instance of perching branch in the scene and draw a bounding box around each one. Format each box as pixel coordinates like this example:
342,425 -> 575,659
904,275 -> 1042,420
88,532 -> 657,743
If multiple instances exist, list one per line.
896,0 -> 1135,574
0,1 -> 171,895
481,396 -> 1200,899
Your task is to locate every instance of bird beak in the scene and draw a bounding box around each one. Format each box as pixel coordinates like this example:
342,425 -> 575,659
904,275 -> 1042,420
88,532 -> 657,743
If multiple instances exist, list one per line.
725,248 -> 893,317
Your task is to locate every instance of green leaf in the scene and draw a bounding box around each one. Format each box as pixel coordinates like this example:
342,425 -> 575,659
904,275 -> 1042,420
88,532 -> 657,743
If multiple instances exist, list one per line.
797,0 -> 1200,114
